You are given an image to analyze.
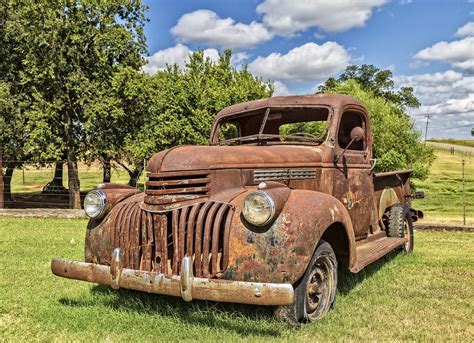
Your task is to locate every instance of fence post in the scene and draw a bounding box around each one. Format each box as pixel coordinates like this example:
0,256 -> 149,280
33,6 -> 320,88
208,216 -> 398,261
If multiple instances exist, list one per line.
0,146 -> 3,208
462,159 -> 466,226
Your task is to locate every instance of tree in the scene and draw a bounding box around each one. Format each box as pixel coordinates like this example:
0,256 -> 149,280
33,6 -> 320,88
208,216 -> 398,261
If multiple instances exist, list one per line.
318,64 -> 420,111
99,50 -> 272,186
322,80 -> 434,179
1,0 -> 148,208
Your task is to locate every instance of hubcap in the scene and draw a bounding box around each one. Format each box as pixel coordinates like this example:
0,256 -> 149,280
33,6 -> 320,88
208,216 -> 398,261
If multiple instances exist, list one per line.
404,219 -> 411,250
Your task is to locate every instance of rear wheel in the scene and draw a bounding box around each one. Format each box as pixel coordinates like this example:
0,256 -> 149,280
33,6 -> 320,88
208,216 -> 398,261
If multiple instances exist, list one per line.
388,204 -> 414,253
274,240 -> 337,325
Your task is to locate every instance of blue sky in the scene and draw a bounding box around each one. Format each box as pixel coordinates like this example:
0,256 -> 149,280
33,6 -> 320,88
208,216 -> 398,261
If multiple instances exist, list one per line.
142,0 -> 474,139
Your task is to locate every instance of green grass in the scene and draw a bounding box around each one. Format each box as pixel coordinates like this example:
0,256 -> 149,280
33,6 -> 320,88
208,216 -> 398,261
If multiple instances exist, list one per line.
1,217 -> 473,341
11,163 -> 138,193
413,150 -> 474,225
427,139 -> 474,148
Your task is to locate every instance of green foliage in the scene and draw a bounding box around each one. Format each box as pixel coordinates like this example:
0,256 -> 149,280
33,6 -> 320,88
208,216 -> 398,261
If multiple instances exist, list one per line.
324,80 -> 434,179
123,50 -> 272,161
319,64 -> 420,111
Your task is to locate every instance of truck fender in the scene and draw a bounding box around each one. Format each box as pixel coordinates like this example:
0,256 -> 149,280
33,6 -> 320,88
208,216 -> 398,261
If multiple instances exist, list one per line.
225,189 -> 356,285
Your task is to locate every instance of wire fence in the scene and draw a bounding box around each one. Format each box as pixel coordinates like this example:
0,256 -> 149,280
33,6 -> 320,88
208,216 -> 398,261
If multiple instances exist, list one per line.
1,153 -> 473,226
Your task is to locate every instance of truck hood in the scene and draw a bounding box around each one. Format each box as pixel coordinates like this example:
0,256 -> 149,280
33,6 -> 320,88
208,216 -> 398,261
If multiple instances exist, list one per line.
146,145 -> 324,173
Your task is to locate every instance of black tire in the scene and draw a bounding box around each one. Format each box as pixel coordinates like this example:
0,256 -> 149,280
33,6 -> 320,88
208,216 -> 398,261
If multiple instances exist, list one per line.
274,240 -> 337,325
388,204 -> 414,253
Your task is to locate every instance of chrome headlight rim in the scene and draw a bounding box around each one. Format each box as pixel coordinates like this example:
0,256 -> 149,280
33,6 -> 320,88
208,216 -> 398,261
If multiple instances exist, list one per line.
242,191 -> 276,227
84,189 -> 108,219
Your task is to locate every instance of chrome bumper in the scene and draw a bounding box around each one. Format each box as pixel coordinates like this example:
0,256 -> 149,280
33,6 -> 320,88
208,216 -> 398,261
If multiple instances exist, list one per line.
51,248 -> 294,306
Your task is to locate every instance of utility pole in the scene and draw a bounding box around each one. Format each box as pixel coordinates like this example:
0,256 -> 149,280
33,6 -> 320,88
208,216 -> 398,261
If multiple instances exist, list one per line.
424,114 -> 431,142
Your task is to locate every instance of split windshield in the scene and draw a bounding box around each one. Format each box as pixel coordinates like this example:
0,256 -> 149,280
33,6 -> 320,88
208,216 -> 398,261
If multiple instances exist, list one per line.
215,107 -> 330,145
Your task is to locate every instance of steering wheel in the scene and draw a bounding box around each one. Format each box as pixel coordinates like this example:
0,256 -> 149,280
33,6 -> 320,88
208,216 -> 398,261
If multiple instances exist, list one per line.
290,132 -> 318,139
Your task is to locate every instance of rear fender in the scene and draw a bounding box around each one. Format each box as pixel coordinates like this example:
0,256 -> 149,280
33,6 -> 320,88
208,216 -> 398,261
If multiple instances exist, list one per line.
224,190 -> 356,284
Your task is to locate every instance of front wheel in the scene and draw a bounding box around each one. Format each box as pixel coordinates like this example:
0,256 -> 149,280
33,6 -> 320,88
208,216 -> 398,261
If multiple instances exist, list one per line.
274,240 -> 337,325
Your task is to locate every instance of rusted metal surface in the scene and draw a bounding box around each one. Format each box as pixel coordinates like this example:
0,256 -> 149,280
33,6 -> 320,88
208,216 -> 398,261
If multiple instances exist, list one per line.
53,93 -> 419,307
51,256 -> 294,306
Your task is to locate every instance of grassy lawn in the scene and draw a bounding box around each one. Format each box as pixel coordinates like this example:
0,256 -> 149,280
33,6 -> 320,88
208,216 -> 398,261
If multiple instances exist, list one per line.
0,217 -> 473,341
413,150 -> 474,226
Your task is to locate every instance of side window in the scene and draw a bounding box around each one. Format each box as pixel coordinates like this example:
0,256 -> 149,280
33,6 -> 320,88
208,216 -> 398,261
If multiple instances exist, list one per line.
338,111 -> 366,151
219,122 -> 241,141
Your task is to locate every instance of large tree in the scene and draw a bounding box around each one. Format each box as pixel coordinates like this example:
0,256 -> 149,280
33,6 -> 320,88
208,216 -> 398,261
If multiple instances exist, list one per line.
318,64 -> 420,111
1,0 -> 148,208
88,50 -> 272,187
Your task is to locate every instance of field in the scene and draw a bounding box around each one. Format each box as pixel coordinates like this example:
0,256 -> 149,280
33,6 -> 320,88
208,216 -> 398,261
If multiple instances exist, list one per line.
413,150 -> 474,226
0,217 -> 473,341
427,139 -> 474,148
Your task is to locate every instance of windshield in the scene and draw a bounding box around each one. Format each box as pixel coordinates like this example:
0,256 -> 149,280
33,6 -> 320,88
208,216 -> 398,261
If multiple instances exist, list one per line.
214,106 -> 330,145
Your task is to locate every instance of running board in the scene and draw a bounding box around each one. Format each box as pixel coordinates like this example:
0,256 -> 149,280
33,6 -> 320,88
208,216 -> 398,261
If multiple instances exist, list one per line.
350,237 -> 405,273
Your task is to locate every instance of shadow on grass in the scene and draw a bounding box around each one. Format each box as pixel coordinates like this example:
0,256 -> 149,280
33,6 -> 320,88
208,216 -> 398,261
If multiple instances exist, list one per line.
337,250 -> 400,295
58,250 -> 402,337
60,286 -> 284,337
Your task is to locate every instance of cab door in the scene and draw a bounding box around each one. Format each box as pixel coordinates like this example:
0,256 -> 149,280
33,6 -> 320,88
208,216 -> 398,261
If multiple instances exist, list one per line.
332,108 -> 376,239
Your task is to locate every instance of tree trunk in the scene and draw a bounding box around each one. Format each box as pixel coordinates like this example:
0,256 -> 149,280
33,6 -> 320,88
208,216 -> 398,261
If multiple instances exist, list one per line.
3,166 -> 13,203
43,162 -> 67,193
127,167 -> 142,188
65,111 -> 81,209
102,158 -> 111,183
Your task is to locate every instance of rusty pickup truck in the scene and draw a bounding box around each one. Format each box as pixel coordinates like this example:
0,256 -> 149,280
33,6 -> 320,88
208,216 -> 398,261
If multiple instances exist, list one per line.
52,94 -> 423,324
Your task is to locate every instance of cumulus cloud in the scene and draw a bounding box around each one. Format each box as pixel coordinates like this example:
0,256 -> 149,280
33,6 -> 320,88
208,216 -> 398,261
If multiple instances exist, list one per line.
395,70 -> 474,138
414,23 -> 474,72
170,9 -> 273,49
256,0 -> 388,36
248,42 -> 350,82
143,44 -> 219,74
455,22 -> 474,36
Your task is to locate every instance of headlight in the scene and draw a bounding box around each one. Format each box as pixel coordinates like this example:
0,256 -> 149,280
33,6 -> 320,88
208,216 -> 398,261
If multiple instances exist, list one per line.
242,191 -> 275,227
84,190 -> 108,219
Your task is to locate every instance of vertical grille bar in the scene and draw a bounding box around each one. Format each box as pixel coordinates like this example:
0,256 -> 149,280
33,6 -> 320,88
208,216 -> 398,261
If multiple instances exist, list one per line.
178,206 -> 189,267
171,210 -> 180,275
194,202 -> 212,277
186,205 -> 200,256
221,207 -> 234,271
160,214 -> 168,276
202,203 -> 220,277
211,204 -> 228,275
153,214 -> 162,273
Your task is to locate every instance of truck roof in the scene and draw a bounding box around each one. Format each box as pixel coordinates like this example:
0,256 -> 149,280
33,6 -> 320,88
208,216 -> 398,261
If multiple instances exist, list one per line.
216,93 -> 364,119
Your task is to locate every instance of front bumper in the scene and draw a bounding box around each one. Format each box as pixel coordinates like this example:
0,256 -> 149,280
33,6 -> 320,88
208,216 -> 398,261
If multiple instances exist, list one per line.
51,248 -> 294,306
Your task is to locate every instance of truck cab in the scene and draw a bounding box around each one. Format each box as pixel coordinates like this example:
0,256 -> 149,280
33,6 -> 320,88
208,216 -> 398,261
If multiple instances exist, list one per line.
52,94 -> 422,324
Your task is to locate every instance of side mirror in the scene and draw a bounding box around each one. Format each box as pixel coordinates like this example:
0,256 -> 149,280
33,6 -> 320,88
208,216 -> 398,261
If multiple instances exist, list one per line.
334,126 -> 365,164
350,126 -> 364,142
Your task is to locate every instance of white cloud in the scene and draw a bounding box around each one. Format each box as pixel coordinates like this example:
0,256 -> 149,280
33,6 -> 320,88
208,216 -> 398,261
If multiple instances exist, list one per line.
248,42 -> 350,82
143,44 -> 219,74
170,9 -> 273,49
272,81 -> 292,96
455,22 -> 474,36
395,70 -> 474,139
256,0 -> 388,36
414,23 -> 474,72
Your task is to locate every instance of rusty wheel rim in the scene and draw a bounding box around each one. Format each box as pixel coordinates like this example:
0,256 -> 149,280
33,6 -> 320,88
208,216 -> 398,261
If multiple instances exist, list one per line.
404,219 -> 411,251
306,256 -> 332,315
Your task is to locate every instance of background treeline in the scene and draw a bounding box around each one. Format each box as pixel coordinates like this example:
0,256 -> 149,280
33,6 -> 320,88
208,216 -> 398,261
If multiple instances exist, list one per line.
0,1 -> 433,208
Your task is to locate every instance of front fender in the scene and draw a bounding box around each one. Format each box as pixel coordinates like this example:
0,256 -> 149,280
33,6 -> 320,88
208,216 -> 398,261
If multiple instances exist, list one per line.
223,190 -> 356,284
